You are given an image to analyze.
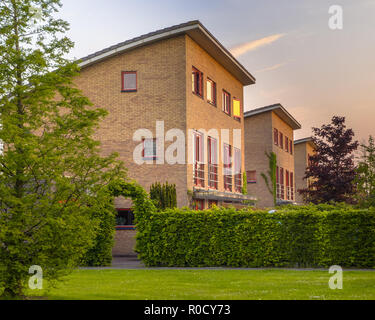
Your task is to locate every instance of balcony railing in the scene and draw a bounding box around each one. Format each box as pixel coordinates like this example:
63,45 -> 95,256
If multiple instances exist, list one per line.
194,161 -> 205,187
208,163 -> 218,189
224,174 -> 233,192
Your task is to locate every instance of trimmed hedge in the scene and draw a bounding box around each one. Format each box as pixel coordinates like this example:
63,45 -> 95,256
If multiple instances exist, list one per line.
136,205 -> 375,268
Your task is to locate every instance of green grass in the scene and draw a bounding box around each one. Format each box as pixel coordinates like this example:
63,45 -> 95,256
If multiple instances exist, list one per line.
26,269 -> 375,300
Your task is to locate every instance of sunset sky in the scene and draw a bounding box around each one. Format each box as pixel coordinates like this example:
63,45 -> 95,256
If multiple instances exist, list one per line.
59,0 -> 375,143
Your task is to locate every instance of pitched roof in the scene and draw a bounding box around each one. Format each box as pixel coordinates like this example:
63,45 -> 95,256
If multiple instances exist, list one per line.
294,137 -> 316,148
244,103 -> 301,130
78,20 -> 256,86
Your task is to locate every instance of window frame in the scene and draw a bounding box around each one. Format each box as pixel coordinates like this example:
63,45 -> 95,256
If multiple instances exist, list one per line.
223,143 -> 233,191
222,90 -> 231,116
142,138 -> 157,160
279,132 -> 284,149
208,136 -> 218,190
206,78 -> 217,106
192,66 -> 204,98
121,71 -> 137,92
290,140 -> 293,155
285,136 -> 289,152
247,170 -> 257,184
274,128 -> 279,146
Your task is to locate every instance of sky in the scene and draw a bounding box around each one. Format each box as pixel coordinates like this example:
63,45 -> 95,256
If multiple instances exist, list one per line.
58,0 -> 375,142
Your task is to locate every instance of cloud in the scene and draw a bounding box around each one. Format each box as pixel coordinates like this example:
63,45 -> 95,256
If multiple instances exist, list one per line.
255,62 -> 287,73
230,34 -> 286,58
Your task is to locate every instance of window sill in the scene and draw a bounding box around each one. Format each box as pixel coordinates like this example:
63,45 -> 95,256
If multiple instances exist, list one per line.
192,92 -> 204,99
121,89 -> 137,93
207,101 -> 217,107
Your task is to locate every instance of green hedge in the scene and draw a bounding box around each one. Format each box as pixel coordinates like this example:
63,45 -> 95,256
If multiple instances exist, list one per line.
136,205 -> 375,268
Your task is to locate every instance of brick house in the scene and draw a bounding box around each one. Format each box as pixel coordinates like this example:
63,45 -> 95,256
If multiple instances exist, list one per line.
73,21 -> 256,255
244,104 -> 301,208
294,137 -> 316,203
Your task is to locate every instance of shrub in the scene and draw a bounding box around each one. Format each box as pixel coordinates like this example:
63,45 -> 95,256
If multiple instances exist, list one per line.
150,182 -> 177,210
136,205 -> 375,268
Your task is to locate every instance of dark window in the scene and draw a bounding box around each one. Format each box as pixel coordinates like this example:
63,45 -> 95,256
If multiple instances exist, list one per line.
116,209 -> 135,226
192,67 -> 203,97
122,71 -> 137,92
290,140 -> 293,155
285,137 -> 289,152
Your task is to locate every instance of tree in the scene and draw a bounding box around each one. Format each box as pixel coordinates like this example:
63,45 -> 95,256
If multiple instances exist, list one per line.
299,116 -> 358,204
150,182 -> 177,210
261,151 -> 277,206
0,0 -> 125,298
355,136 -> 375,207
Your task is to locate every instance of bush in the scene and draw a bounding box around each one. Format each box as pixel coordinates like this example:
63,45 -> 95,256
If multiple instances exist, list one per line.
136,205 -> 375,268
150,182 -> 177,210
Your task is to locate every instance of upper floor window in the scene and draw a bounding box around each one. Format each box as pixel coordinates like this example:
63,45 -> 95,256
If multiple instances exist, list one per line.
223,90 -> 231,115
122,71 -> 137,92
207,79 -> 216,106
193,131 -> 205,187
143,138 -> 157,160
233,99 -> 241,120
279,132 -> 284,149
234,147 -> 242,193
285,136 -> 289,152
208,136 -> 218,189
192,67 -> 203,97
223,143 -> 233,191
289,140 -> 293,155
274,128 -> 279,146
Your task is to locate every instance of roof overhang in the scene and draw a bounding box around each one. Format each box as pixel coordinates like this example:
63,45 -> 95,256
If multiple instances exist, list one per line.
78,21 -> 256,86
244,103 -> 301,130
294,137 -> 316,148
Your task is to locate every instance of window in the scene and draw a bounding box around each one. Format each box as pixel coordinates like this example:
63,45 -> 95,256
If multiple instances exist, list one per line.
207,79 -> 216,105
285,137 -> 289,152
279,132 -> 284,149
222,90 -> 231,115
116,209 -> 135,226
208,137 -> 218,189
233,99 -> 241,120
194,199 -> 205,210
274,128 -> 279,146
234,148 -> 242,193
279,167 -> 284,199
121,71 -> 137,92
286,170 -> 290,200
247,170 -> 256,183
223,143 -> 232,191
193,131 -> 205,187
290,140 -> 293,155
192,67 -> 203,97
290,172 -> 294,200
143,138 -> 157,160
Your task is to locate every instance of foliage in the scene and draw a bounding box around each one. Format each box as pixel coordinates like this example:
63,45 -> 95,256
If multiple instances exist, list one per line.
136,205 -> 375,268
355,136 -> 375,207
0,0 -> 126,298
242,172 -> 247,195
150,182 -> 177,210
261,152 -> 277,206
299,116 -> 359,204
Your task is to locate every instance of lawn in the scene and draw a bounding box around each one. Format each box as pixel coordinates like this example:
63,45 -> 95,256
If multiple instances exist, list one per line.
27,269 -> 375,300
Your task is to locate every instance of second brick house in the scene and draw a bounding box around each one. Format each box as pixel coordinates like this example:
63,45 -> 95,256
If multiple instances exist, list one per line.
244,104 -> 301,208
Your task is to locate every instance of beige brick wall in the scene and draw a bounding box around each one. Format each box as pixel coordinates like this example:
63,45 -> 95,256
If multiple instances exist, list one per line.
294,142 -> 315,203
244,111 -> 296,208
74,35 -> 189,207
112,230 -> 137,256
244,112 -> 273,208
185,36 -> 245,205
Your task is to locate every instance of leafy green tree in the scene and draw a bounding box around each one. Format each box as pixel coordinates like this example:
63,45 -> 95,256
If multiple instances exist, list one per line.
0,0 -> 125,298
150,182 -> 177,210
261,151 -> 277,206
355,136 -> 375,207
